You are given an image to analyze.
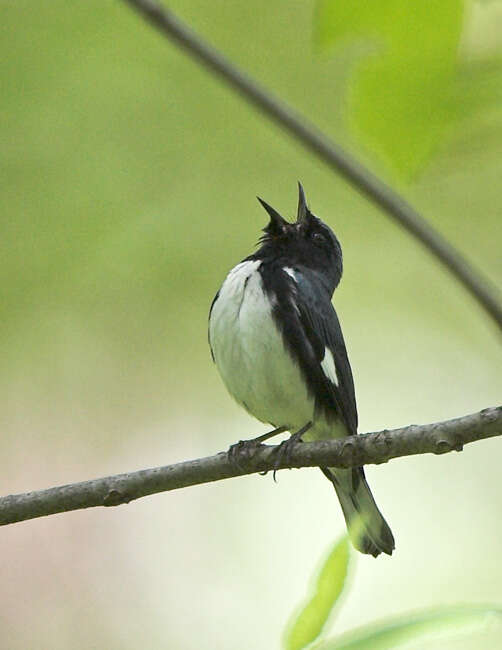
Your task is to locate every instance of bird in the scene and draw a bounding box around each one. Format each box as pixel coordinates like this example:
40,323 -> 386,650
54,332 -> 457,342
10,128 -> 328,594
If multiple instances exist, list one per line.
208,183 -> 394,557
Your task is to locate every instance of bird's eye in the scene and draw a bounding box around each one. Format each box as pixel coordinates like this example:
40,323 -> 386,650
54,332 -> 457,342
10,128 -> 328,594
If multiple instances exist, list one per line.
312,232 -> 326,245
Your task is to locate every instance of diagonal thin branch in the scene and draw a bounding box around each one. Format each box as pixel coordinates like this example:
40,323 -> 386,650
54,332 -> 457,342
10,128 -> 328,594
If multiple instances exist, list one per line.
0,406 -> 500,527
120,0 -> 502,331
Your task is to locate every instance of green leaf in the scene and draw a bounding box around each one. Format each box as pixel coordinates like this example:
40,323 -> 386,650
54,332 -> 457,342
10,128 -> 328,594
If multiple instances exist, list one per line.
315,0 -> 464,179
284,536 -> 350,650
315,606 -> 502,650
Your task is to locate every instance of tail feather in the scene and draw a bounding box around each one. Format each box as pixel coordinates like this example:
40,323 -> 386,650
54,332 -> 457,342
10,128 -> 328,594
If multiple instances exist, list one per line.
322,466 -> 395,557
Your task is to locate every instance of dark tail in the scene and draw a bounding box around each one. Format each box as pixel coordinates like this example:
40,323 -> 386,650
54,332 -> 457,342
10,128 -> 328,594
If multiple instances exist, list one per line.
322,466 -> 395,557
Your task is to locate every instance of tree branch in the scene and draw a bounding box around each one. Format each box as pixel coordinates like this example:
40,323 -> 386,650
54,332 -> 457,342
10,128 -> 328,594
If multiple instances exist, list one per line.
120,0 -> 502,331
0,407 -> 499,527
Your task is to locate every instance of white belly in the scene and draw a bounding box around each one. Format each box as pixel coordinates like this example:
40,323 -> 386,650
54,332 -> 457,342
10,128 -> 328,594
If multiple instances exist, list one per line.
209,260 -> 314,429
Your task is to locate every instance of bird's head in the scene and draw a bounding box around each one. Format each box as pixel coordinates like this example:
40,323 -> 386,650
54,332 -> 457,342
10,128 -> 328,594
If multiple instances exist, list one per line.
256,183 -> 343,292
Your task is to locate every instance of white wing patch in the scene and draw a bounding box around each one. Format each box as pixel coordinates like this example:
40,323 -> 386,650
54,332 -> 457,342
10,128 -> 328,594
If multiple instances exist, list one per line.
320,347 -> 338,386
283,267 -> 297,281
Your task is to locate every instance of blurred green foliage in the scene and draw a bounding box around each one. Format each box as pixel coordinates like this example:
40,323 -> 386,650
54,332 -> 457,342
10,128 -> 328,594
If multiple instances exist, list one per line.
316,0 -> 464,178
285,537 -> 350,650
285,539 -> 501,649
317,607 -> 502,649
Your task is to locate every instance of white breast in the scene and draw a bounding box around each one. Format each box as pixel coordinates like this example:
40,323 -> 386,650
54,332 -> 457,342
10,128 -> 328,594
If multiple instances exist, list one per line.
209,260 -> 314,429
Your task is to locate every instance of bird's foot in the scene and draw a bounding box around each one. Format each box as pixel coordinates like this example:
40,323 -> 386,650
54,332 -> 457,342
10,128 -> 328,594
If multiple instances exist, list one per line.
272,421 -> 312,482
227,425 -> 287,471
227,438 -> 264,471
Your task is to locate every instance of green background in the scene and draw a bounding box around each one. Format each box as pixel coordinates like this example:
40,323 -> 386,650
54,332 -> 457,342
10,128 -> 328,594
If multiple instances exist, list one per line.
1,1 -> 501,648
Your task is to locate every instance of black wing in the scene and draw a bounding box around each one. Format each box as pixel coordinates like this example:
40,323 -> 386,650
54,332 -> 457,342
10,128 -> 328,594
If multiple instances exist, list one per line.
262,265 -> 358,435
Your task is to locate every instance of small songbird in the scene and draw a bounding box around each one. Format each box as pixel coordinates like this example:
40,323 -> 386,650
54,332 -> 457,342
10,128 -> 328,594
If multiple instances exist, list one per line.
208,184 -> 394,557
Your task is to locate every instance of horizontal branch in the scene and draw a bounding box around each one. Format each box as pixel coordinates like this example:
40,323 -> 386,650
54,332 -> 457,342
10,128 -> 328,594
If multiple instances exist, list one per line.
120,0 -> 502,331
0,407 -> 500,527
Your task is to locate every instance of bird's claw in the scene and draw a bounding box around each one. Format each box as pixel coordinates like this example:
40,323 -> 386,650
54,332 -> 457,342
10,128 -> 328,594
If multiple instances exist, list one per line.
272,438 -> 297,482
227,438 -> 264,471
271,422 -> 311,481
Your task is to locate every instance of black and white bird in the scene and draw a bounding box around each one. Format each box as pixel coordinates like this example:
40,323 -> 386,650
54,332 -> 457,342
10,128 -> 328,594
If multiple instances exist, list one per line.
208,184 -> 394,557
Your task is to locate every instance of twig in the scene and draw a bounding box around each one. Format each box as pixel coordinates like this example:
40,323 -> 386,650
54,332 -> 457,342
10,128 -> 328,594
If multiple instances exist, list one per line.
120,0 -> 502,331
0,406 -> 500,526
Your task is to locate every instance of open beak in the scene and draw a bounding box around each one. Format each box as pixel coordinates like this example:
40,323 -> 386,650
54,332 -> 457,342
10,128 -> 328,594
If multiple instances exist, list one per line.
257,197 -> 288,233
297,182 -> 308,223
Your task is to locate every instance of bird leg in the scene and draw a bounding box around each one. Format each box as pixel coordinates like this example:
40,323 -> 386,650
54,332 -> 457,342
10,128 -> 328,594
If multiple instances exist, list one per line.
272,421 -> 312,481
228,425 -> 287,470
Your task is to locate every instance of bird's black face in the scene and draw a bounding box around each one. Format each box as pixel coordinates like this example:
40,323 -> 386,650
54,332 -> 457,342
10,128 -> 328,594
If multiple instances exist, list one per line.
256,184 -> 343,293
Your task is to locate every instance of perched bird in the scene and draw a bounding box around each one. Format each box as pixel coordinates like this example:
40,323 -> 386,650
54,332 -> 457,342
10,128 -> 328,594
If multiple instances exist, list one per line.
208,184 -> 394,557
